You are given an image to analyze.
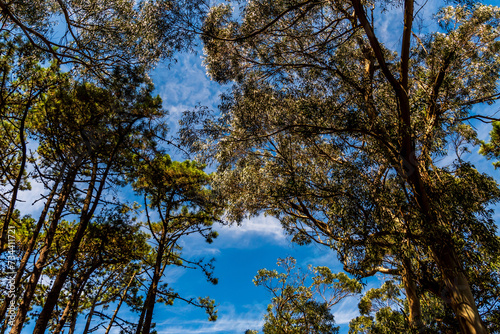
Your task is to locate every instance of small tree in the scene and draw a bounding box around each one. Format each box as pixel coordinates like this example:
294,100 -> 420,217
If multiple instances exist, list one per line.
129,155 -> 221,334
254,257 -> 362,334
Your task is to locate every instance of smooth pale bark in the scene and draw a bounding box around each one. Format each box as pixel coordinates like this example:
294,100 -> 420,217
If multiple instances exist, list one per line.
401,257 -> 423,330
431,241 -> 488,334
410,163 -> 488,333
350,0 -> 489,331
9,168 -> 77,334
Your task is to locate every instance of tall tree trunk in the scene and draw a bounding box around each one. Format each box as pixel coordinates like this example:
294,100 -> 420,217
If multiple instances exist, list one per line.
52,289 -> 75,334
0,315 -> 9,334
80,296 -> 98,334
135,238 -> 165,334
411,167 -> 488,333
312,0 -> 489,332
411,164 -> 488,333
67,288 -> 81,334
104,272 -> 136,334
82,275 -> 113,334
9,168 -> 77,334
53,263 -> 97,334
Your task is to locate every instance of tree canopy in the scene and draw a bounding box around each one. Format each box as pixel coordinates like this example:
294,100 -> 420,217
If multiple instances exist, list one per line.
180,1 -> 500,333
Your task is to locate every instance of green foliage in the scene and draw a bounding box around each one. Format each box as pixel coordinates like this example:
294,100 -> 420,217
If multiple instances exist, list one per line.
480,121 -> 500,168
0,0 -> 206,73
349,280 -> 407,334
254,257 -> 361,334
127,153 -> 222,331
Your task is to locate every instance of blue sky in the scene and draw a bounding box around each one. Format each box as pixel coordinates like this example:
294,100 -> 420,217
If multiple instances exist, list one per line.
14,1 -> 500,333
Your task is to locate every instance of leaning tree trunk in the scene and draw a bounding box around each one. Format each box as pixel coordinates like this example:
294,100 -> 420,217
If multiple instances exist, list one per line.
53,263 -> 97,334
104,272 -> 136,334
1,105 -> 29,253
136,232 -> 166,334
82,274 -> 115,334
401,256 -> 423,331
411,167 -> 488,334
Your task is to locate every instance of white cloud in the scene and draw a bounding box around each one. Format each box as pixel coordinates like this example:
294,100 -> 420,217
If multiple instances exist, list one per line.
151,51 -> 227,137
162,265 -> 189,284
332,297 -> 360,325
215,214 -> 287,248
16,172 -> 47,218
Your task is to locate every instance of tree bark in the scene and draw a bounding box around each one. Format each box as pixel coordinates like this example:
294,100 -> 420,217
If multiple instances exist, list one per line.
52,289 -> 75,334
401,257 -> 423,330
1,103 -> 29,253
430,240 -> 488,334
81,275 -> 111,334
53,263 -> 97,334
136,234 -> 166,334
350,1 -> 489,331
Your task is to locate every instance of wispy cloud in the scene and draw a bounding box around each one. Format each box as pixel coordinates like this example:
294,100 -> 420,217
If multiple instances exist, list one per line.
332,297 -> 360,325
156,303 -> 265,334
151,51 -> 226,137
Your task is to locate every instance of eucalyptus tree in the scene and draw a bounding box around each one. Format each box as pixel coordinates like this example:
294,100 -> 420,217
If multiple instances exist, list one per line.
481,121 -> 500,167
128,155 -> 220,334
349,280 -> 409,334
187,1 -> 500,333
348,265 -> 500,334
253,257 -> 361,334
